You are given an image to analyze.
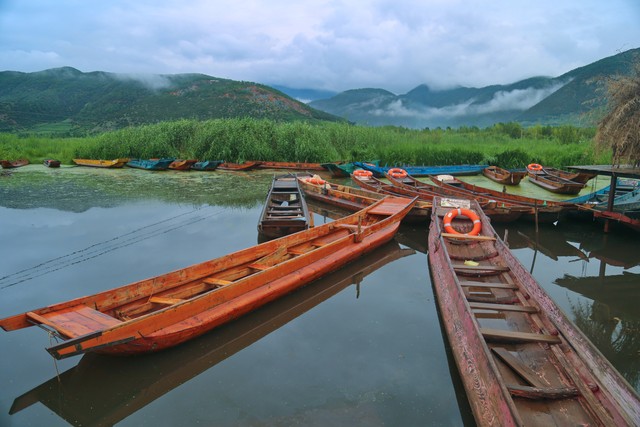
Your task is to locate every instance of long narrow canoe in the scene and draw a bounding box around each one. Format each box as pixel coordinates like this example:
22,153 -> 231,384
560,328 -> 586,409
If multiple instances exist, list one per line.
0,196 -> 416,359
73,158 -> 130,168
191,160 -> 224,171
217,161 -> 262,171
352,171 -> 526,223
256,161 -> 327,171
127,158 -> 175,170
0,159 -> 30,168
427,196 -> 640,426
297,175 -> 431,223
258,174 -> 313,240
9,240 -> 414,426
413,174 -> 570,223
354,162 -> 487,178
527,169 -> 586,195
543,167 -> 597,184
482,166 -> 526,185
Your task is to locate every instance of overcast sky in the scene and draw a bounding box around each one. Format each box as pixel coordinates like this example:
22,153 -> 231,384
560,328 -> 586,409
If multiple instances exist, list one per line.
1,0 -> 639,94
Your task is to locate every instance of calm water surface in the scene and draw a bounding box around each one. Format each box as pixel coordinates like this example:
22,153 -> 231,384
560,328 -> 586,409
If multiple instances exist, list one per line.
0,166 -> 638,426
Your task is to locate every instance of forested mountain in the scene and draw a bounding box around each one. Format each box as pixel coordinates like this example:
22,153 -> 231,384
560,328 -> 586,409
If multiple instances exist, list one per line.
309,48 -> 640,128
0,68 -> 341,134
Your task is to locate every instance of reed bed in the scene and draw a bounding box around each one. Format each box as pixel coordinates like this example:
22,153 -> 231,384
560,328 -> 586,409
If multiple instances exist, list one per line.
1,119 -> 610,168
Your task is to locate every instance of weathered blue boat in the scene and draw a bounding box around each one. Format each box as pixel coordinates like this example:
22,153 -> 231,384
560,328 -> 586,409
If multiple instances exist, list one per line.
126,158 -> 175,171
323,161 -> 380,178
191,160 -> 224,171
353,162 -> 487,178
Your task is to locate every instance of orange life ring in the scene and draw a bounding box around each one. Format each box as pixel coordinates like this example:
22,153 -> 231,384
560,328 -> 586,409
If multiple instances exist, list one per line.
527,163 -> 543,172
443,208 -> 482,236
388,168 -> 408,179
305,177 -> 326,185
353,169 -> 373,178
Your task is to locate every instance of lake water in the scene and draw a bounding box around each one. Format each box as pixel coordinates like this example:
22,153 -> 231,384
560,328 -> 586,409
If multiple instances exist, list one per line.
0,165 -> 638,426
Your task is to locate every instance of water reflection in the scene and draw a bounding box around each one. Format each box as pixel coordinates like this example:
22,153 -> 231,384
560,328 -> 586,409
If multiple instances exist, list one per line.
10,241 -> 415,426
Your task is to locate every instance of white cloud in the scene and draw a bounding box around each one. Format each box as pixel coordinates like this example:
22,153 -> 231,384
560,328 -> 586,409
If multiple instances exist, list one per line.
0,0 -> 638,93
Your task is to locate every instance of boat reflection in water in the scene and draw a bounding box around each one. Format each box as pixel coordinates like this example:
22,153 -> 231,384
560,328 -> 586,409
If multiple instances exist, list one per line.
10,241 -> 415,426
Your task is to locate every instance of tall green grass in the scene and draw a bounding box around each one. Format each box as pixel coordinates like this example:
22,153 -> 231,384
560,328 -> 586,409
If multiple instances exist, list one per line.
1,119 -> 611,168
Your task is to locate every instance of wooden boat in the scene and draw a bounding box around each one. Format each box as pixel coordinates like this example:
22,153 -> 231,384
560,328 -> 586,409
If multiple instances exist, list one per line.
482,166 -> 526,185
543,167 -> 597,184
9,240 -> 413,426
43,159 -> 61,168
191,160 -> 224,171
168,159 -> 198,171
323,161 -> 380,178
0,159 -> 29,168
127,158 -> 175,170
527,168 -> 586,195
423,175 -> 570,223
256,161 -> 327,171
351,171 -> 525,223
217,161 -> 262,171
258,174 -> 313,240
297,175 -> 431,223
427,196 -> 640,426
592,210 -> 640,233
73,158 -> 129,168
0,196 -> 416,359
354,161 -> 487,178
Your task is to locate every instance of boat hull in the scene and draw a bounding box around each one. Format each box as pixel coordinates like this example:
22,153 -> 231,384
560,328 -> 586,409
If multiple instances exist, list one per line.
482,166 -> 526,185
0,197 -> 416,358
258,174 -> 313,240
428,196 -> 640,426
73,158 -> 129,168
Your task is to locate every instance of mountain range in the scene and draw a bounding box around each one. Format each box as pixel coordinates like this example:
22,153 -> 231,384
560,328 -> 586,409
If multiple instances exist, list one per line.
0,48 -> 637,134
306,48 -> 639,128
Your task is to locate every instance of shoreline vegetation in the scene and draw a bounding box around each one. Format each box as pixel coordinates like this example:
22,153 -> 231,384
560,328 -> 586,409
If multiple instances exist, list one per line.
0,118 -> 608,169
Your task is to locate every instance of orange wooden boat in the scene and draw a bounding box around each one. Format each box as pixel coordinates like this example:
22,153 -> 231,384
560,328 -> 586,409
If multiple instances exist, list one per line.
0,159 -> 29,168
0,196 -> 416,359
256,161 -> 327,171
482,166 -> 526,185
73,158 -> 130,168
168,159 -> 198,170
217,161 -> 262,171
428,196 -> 640,426
297,175 -> 431,223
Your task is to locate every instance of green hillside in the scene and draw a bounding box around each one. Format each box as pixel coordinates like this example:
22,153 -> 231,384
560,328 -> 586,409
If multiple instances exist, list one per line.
309,48 -> 640,128
0,67 -> 341,134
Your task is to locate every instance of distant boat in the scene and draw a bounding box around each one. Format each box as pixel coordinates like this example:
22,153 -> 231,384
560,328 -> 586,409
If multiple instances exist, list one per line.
217,161 -> 262,171
427,195 -> 640,427
168,159 -> 198,171
126,158 -> 175,171
354,162 -> 487,178
298,175 -> 431,223
258,174 -> 313,240
73,158 -> 129,168
0,159 -> 29,168
43,159 -> 61,168
527,166 -> 586,195
323,161 -> 380,178
482,166 -> 526,185
0,196 -> 416,359
543,167 -> 597,184
256,161 -> 327,171
191,160 -> 224,171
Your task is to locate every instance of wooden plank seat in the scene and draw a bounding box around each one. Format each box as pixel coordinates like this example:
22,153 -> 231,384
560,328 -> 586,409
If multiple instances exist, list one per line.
470,302 -> 538,313
202,277 -> 233,287
460,280 -> 518,290
27,305 -> 121,338
481,328 -> 561,344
